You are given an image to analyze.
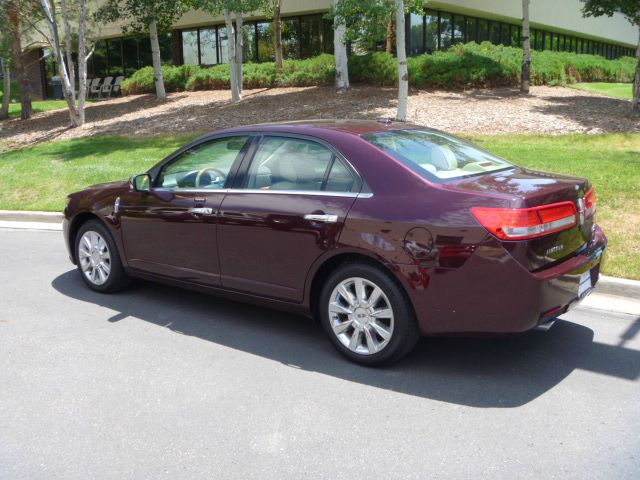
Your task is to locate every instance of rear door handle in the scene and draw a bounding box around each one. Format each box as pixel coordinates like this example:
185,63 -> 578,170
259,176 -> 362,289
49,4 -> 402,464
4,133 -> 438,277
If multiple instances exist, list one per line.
304,214 -> 338,223
188,207 -> 213,215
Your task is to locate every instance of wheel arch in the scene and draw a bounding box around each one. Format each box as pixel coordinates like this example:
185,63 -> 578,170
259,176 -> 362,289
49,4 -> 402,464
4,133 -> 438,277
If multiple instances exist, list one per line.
68,212 -> 111,264
306,250 -> 416,320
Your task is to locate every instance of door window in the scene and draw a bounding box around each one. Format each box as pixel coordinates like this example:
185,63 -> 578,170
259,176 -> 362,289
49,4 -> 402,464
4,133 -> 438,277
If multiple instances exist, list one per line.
246,137 -> 347,192
157,136 -> 249,189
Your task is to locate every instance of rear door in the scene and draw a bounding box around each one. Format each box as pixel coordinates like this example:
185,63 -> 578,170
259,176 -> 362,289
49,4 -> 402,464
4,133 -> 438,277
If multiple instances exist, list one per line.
119,135 -> 252,285
217,135 -> 361,301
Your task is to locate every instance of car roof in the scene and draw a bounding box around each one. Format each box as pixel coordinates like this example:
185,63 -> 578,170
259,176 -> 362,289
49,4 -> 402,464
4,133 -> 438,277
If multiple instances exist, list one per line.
215,119 -> 428,137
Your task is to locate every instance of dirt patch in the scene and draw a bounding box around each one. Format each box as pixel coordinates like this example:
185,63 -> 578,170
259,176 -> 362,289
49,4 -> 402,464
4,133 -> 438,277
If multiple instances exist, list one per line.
1,85 -> 638,150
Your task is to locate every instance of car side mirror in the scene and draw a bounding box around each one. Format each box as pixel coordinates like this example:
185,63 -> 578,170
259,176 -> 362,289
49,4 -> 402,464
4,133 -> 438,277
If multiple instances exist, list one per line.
130,173 -> 151,192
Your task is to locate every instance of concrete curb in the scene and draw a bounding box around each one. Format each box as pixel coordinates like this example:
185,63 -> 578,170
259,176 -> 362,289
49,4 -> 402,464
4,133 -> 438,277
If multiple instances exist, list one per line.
597,276 -> 640,299
0,209 -> 639,297
0,210 -> 63,223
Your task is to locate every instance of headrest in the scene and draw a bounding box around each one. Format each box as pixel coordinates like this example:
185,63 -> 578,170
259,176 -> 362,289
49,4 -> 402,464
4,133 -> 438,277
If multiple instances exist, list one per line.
430,145 -> 457,170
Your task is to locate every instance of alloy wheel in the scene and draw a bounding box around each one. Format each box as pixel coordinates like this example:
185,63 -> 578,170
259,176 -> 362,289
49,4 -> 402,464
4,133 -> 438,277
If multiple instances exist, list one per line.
328,277 -> 394,355
78,230 -> 111,286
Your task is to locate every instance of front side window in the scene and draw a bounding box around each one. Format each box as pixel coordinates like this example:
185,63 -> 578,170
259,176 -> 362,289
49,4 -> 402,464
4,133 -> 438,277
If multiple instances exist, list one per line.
157,136 -> 249,189
363,130 -> 513,181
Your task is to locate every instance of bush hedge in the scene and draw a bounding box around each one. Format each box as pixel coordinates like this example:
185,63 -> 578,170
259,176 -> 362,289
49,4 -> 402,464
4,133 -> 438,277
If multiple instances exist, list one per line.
121,42 -> 635,95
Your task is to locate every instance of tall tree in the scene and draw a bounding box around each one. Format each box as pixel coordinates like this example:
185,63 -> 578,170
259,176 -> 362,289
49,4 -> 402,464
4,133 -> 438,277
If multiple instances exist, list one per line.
521,0 -> 531,94
267,0 -> 283,71
6,0 -> 32,120
0,10 -> 12,120
0,59 -> 9,119
395,0 -> 407,120
192,1 -> 262,102
333,0 -> 350,93
582,0 -> 640,110
38,0 -> 91,127
97,0 -> 188,100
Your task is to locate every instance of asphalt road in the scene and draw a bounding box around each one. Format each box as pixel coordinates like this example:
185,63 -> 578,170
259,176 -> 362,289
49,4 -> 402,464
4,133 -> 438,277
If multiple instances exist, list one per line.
1,228 -> 639,479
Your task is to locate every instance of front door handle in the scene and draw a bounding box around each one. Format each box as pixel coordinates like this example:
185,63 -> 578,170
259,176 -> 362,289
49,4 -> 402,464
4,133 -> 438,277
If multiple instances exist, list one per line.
188,207 -> 213,215
304,214 -> 338,223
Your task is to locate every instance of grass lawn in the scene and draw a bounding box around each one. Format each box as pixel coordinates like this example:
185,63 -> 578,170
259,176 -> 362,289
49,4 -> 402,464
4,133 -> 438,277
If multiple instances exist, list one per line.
0,133 -> 638,279
568,82 -> 633,100
7,100 -> 69,117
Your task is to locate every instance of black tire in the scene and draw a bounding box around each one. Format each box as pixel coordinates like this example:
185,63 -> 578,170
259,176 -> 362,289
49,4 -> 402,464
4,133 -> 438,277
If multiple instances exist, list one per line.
319,262 -> 420,366
75,219 -> 131,293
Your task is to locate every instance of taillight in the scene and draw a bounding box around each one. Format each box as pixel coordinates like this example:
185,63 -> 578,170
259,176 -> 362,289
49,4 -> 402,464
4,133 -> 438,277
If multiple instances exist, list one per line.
584,187 -> 596,218
471,202 -> 578,240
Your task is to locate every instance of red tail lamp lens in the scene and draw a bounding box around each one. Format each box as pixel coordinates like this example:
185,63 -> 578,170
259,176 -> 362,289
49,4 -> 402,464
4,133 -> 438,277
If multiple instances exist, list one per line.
471,202 -> 578,240
584,188 -> 597,218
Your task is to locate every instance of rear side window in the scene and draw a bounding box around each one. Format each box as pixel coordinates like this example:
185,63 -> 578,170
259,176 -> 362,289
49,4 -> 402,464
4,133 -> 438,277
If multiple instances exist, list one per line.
246,137 -> 348,192
363,129 -> 513,181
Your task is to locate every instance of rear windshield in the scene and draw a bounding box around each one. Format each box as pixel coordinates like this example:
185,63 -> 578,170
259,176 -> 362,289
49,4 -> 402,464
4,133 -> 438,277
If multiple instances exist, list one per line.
362,129 -> 513,181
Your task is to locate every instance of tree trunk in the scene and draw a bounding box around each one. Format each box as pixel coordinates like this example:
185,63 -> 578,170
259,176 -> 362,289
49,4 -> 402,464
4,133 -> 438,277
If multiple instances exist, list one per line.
149,20 -> 166,100
386,13 -> 394,54
61,0 -> 76,100
234,12 -> 243,97
633,25 -> 639,111
224,9 -> 240,102
520,0 -> 531,94
8,1 -> 32,120
274,0 -> 283,70
76,0 -> 88,125
395,0 -> 408,121
333,1 -> 349,93
39,0 -> 81,126
0,59 -> 10,120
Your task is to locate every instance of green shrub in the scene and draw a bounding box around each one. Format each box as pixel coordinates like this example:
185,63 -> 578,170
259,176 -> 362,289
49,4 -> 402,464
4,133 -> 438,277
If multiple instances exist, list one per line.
121,43 -> 636,95
352,42 -> 635,88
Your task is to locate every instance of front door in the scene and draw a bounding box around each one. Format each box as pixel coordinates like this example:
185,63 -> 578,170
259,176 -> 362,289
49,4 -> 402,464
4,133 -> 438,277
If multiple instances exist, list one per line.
119,135 -> 252,286
217,135 -> 361,301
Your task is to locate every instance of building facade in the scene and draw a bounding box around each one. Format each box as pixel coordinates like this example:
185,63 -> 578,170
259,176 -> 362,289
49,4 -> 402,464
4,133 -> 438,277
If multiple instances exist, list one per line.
31,0 -> 638,99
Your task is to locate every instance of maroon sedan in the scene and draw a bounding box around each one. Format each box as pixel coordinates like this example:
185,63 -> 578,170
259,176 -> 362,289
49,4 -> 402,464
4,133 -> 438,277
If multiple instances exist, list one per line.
63,120 -> 606,365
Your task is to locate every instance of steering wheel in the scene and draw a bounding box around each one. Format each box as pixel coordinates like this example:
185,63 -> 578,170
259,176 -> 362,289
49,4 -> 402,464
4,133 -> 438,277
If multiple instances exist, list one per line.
195,167 -> 227,188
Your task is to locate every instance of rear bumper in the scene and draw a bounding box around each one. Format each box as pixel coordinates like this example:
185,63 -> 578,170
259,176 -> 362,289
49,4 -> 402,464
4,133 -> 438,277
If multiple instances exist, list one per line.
398,225 -> 607,336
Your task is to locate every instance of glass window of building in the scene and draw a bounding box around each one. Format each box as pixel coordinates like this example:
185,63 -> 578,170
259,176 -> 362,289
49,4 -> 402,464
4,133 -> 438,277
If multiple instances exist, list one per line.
159,32 -> 173,63
282,17 -> 301,59
93,41 -> 108,78
257,22 -> 274,62
199,28 -> 217,65
465,17 -> 477,43
123,37 -> 139,76
477,18 -> 489,42
440,13 -> 452,49
218,27 -> 229,63
139,36 -> 153,66
453,15 -> 464,44
300,15 -> 324,58
500,23 -> 510,45
182,30 -> 199,65
425,11 -> 438,52
409,13 -> 424,55
107,38 -> 123,76
489,22 -> 500,44
243,24 -> 257,62
511,25 -> 520,46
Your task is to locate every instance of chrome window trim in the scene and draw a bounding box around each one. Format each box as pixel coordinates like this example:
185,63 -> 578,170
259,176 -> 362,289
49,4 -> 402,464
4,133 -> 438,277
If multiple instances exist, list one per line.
148,187 -> 373,198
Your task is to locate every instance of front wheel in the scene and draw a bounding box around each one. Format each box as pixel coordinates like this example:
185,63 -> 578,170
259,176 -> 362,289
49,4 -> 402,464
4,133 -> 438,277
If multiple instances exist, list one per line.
75,219 -> 131,293
319,262 -> 420,366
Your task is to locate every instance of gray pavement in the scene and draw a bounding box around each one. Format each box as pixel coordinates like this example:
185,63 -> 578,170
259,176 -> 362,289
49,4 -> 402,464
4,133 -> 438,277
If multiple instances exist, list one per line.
1,228 -> 638,479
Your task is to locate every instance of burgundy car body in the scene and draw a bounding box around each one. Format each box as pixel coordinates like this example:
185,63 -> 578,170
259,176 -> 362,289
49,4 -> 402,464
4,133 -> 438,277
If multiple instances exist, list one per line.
63,120 -> 607,335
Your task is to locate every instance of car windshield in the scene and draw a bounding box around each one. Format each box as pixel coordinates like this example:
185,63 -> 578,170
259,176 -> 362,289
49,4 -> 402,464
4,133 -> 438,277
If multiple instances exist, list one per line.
362,129 -> 513,181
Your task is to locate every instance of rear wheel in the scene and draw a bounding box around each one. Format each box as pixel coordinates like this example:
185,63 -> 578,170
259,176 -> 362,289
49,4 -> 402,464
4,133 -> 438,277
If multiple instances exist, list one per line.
319,262 -> 419,366
75,219 -> 130,293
